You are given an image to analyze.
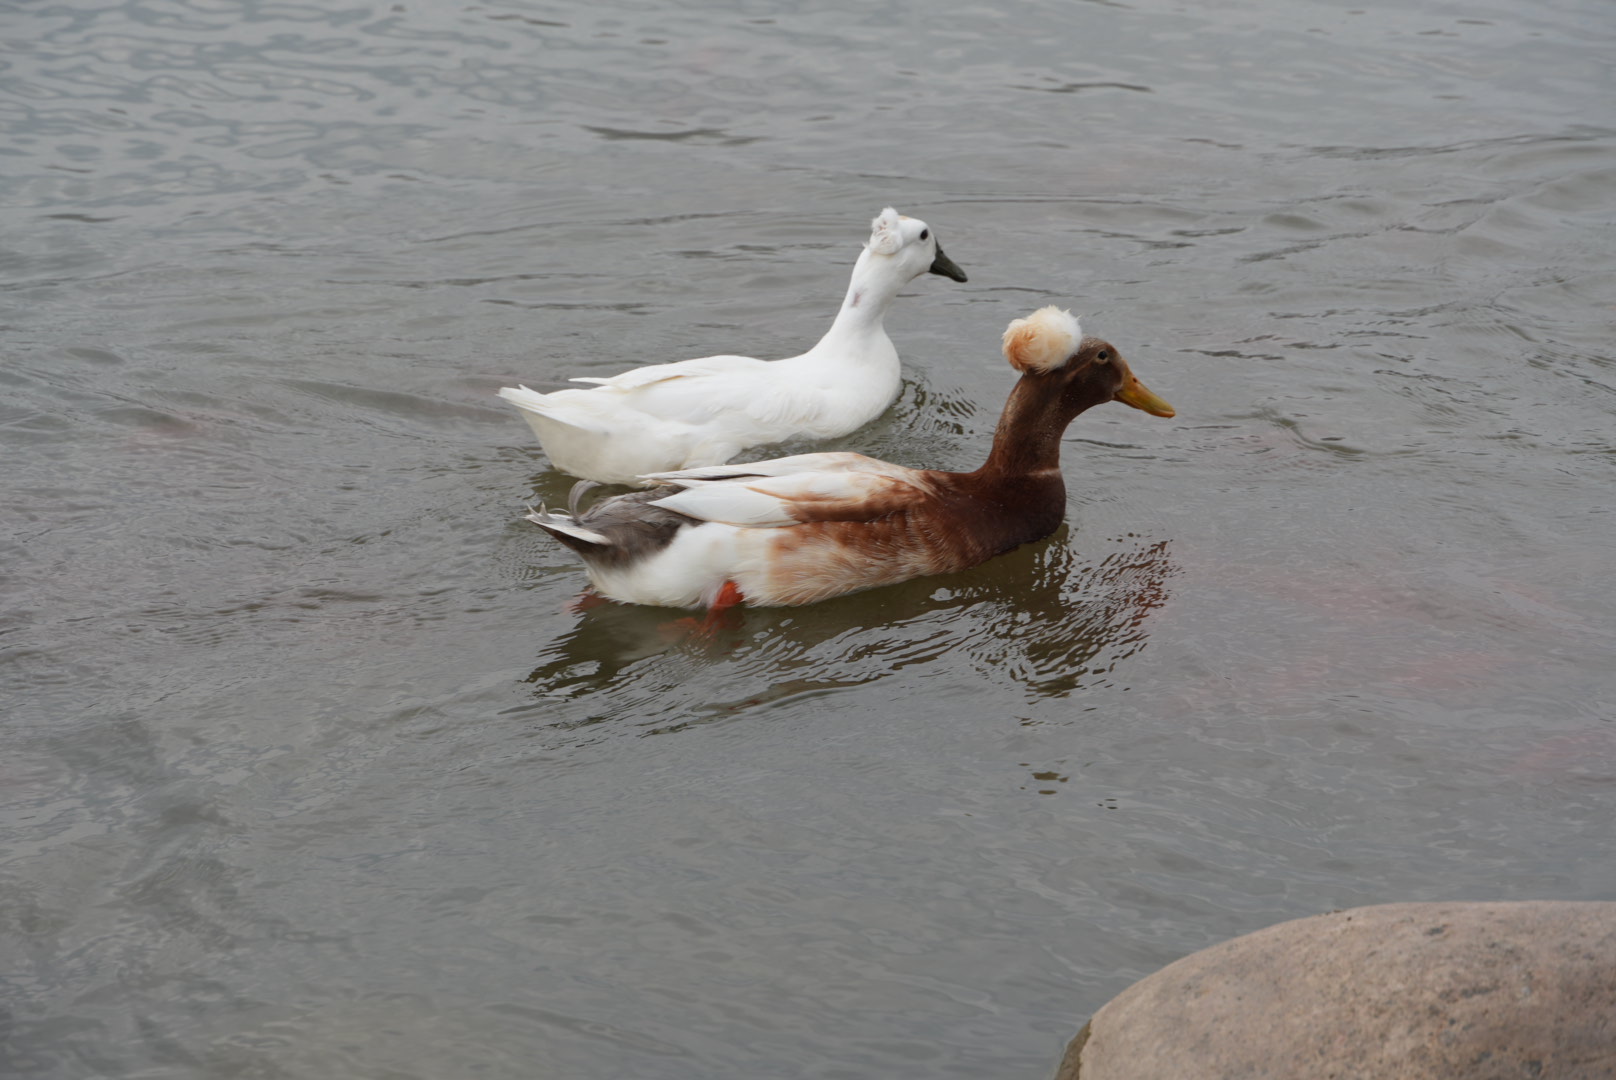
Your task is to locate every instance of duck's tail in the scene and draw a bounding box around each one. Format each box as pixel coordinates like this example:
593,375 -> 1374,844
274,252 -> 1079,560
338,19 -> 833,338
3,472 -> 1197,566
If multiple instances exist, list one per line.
525,484 -> 695,564
525,482 -> 611,548
498,385 -> 611,435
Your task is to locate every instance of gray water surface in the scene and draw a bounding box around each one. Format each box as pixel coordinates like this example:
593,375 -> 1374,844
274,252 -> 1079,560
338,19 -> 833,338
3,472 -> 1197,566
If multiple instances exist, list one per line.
4,0 -> 1615,1077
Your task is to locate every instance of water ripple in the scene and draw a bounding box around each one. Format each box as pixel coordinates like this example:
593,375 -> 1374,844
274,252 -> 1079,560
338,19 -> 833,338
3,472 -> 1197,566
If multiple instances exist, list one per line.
5,1 -> 1616,1077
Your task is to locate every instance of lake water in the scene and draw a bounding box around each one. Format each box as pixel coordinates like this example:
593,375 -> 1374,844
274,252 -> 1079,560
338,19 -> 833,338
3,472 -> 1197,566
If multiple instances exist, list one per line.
3,0 -> 1614,1076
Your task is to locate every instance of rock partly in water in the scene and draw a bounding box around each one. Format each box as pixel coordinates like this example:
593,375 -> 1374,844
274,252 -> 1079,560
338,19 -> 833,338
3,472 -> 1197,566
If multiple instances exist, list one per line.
1059,901 -> 1616,1080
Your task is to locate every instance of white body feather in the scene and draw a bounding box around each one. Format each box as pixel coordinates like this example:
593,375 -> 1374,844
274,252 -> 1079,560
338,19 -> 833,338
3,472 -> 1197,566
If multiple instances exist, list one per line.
527,452 -> 934,607
499,209 -> 960,484
579,522 -> 752,609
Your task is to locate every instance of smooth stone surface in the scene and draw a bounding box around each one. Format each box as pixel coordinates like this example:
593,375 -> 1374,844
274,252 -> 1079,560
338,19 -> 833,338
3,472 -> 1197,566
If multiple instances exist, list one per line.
1060,901 -> 1616,1080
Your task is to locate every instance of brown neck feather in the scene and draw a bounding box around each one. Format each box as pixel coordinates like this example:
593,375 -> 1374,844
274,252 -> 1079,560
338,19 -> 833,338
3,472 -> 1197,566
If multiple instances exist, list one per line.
972,370 -> 1114,479
917,369 -> 1116,559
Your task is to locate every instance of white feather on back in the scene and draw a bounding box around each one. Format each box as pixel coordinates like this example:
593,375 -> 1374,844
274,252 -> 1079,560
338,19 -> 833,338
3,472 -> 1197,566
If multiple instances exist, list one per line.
1001,306 -> 1082,374
649,483 -> 801,527
642,451 -> 873,483
867,207 -> 903,255
565,354 -> 766,391
646,453 -> 926,528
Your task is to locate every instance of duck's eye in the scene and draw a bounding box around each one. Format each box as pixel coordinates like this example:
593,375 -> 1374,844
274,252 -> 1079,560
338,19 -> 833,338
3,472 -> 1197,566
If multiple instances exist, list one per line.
1097,349 -> 1111,363
919,229 -> 929,241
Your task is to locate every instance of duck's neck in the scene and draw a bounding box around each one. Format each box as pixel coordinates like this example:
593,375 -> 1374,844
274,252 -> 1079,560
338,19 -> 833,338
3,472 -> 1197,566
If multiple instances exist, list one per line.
816,249 -> 906,346
973,374 -> 1107,480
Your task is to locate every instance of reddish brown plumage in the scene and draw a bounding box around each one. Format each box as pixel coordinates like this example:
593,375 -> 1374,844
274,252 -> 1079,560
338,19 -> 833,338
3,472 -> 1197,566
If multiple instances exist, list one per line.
748,336 -> 1157,605
776,472 -> 939,525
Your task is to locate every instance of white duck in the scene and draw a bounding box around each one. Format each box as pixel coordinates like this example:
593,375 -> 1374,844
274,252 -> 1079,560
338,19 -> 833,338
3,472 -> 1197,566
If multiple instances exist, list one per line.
498,208 -> 967,484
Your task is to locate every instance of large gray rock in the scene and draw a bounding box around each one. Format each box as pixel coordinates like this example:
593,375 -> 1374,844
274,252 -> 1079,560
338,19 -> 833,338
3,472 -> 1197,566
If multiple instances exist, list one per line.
1059,901 -> 1616,1080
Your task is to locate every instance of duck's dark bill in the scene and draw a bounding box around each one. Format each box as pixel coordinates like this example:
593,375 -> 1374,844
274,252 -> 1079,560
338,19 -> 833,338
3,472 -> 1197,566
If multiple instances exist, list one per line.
1116,376 -> 1176,417
928,246 -> 968,282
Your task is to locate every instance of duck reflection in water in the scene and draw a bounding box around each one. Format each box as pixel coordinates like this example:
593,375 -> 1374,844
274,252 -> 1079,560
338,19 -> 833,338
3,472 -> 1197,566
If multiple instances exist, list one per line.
523,533 -> 1175,714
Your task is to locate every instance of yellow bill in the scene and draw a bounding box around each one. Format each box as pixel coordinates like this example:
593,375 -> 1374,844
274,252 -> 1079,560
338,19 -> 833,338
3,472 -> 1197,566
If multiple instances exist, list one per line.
1115,375 -> 1176,418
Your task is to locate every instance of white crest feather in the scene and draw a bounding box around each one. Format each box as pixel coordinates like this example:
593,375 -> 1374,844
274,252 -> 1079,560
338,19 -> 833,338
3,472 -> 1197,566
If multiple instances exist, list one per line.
1001,306 -> 1082,374
867,206 -> 903,256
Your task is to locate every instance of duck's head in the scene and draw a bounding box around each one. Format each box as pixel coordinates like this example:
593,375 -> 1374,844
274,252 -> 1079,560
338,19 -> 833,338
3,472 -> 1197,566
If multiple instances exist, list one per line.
1001,306 -> 1175,418
866,207 -> 968,284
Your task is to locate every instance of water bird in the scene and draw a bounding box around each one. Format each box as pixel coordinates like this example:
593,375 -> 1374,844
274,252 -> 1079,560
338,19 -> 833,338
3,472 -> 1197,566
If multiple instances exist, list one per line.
524,307 -> 1176,610
498,207 -> 967,484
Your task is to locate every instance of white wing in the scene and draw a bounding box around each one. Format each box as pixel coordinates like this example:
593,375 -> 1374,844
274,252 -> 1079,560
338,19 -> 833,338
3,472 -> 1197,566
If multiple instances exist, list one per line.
568,354 -> 766,391
641,452 -> 878,484
647,455 -> 933,528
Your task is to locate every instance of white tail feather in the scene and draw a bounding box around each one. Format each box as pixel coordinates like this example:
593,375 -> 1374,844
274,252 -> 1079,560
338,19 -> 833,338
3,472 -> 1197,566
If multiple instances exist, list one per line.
497,386 -> 612,435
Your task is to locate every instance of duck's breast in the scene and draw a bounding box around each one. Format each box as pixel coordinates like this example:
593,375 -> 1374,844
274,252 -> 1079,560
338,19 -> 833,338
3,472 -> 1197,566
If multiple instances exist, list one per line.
775,339 -> 903,439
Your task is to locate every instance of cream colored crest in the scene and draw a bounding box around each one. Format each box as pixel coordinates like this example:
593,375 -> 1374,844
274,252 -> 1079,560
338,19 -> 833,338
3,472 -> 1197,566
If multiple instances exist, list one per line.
867,206 -> 903,256
1001,306 -> 1083,374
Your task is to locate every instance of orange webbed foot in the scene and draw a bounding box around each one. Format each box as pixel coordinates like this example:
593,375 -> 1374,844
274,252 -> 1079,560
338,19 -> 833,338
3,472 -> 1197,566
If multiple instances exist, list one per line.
709,580 -> 745,615
658,581 -> 746,643
563,588 -> 612,615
